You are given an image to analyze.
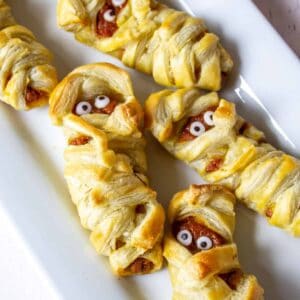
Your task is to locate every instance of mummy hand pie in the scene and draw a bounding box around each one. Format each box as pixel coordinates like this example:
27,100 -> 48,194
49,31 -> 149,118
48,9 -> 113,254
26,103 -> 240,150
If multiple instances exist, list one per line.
145,88 -> 300,236
164,185 -> 264,300
0,0 -> 57,110
50,63 -> 165,276
57,0 -> 233,91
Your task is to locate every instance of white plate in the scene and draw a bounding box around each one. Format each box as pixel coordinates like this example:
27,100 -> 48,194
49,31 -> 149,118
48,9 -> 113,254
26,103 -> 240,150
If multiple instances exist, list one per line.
1,0 -> 300,299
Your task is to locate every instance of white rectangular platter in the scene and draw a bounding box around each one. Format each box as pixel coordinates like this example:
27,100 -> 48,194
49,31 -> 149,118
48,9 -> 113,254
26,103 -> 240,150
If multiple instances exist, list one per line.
1,0 -> 300,299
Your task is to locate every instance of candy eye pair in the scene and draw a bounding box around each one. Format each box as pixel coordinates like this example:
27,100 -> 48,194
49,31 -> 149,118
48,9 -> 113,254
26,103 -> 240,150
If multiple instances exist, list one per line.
176,229 -> 213,250
189,111 -> 214,137
103,0 -> 126,22
75,95 -> 111,115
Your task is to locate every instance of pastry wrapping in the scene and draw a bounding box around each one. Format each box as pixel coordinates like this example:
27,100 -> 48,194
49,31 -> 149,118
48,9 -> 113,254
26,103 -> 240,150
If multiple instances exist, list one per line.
57,0 -> 233,91
0,0 -> 57,110
50,63 -> 165,276
145,88 -> 300,236
164,184 -> 264,300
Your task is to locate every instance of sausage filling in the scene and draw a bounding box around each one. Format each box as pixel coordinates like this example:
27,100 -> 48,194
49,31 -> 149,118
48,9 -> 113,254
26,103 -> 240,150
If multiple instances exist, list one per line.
25,87 -> 43,104
219,269 -> 243,290
73,97 -> 118,116
173,216 -> 225,253
205,158 -> 223,173
96,0 -> 128,37
126,257 -> 154,274
69,136 -> 91,146
179,107 -> 217,142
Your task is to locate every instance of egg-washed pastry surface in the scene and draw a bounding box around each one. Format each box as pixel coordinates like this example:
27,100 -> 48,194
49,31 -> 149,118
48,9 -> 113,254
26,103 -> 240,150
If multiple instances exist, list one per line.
57,0 -> 233,91
145,88 -> 300,236
164,185 -> 264,300
50,63 -> 165,276
0,0 -> 57,110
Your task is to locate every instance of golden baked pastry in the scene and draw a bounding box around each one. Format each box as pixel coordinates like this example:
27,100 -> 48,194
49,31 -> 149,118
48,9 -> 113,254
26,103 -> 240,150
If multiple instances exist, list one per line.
164,184 -> 264,300
0,0 -> 57,110
50,63 -> 165,276
57,0 -> 233,91
145,88 -> 300,236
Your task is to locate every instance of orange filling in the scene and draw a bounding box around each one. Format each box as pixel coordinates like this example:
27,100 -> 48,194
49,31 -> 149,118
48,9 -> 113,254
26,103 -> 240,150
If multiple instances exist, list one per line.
25,87 -> 43,104
265,204 -> 275,218
96,0 -> 128,37
126,258 -> 154,274
205,158 -> 223,173
69,136 -> 91,146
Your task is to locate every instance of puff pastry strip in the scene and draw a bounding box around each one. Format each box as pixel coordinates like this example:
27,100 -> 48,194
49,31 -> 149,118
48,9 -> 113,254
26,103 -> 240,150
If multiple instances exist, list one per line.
165,184 -> 264,300
57,0 -> 233,91
0,0 -> 57,110
145,88 -> 300,236
50,63 -> 165,276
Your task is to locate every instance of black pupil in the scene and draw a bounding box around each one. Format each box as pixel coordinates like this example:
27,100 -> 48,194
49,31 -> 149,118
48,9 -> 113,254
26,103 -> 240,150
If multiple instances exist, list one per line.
194,126 -> 200,132
181,233 -> 189,240
110,10 -> 115,16
201,241 -> 207,248
100,96 -> 105,100
82,105 -> 88,111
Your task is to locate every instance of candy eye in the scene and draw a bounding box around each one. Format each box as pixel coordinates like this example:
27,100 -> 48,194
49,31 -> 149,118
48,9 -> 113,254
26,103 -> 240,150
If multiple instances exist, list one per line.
75,101 -> 92,115
176,229 -> 193,246
196,236 -> 213,250
203,111 -> 214,126
189,121 -> 205,137
112,0 -> 126,6
103,9 -> 116,22
94,95 -> 110,109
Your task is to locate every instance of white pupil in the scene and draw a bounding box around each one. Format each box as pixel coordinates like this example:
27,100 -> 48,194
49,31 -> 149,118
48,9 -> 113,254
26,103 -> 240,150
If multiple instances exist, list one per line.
112,0 -> 126,6
189,121 -> 205,137
176,229 -> 192,246
103,9 -> 116,22
75,101 -> 92,115
204,111 -> 214,126
95,95 -> 110,109
196,236 -> 213,250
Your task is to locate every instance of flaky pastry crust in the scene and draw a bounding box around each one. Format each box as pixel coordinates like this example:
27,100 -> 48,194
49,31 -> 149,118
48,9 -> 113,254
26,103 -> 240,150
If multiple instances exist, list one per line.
57,0 -> 233,91
0,0 -> 57,110
145,88 -> 300,236
164,184 -> 264,300
50,63 -> 165,276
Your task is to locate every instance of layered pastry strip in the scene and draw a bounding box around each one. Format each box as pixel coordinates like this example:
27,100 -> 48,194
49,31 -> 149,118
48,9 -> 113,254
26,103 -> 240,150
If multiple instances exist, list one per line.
164,185 -> 264,300
50,63 -> 165,276
0,0 -> 57,110
57,0 -> 233,91
145,88 -> 300,236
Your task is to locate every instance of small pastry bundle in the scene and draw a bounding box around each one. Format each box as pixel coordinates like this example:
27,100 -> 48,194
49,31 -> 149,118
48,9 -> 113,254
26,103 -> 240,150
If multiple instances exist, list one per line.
0,0 -> 57,110
50,63 -> 165,276
57,0 -> 233,91
145,88 -> 300,236
164,184 -> 264,299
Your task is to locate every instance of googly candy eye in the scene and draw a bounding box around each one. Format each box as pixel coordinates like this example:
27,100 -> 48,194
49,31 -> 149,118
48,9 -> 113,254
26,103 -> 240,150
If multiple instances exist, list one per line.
94,95 -> 110,109
196,236 -> 213,250
103,9 -> 116,22
75,101 -> 92,115
189,121 -> 205,137
112,0 -> 126,6
203,111 -> 214,126
176,229 -> 193,246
